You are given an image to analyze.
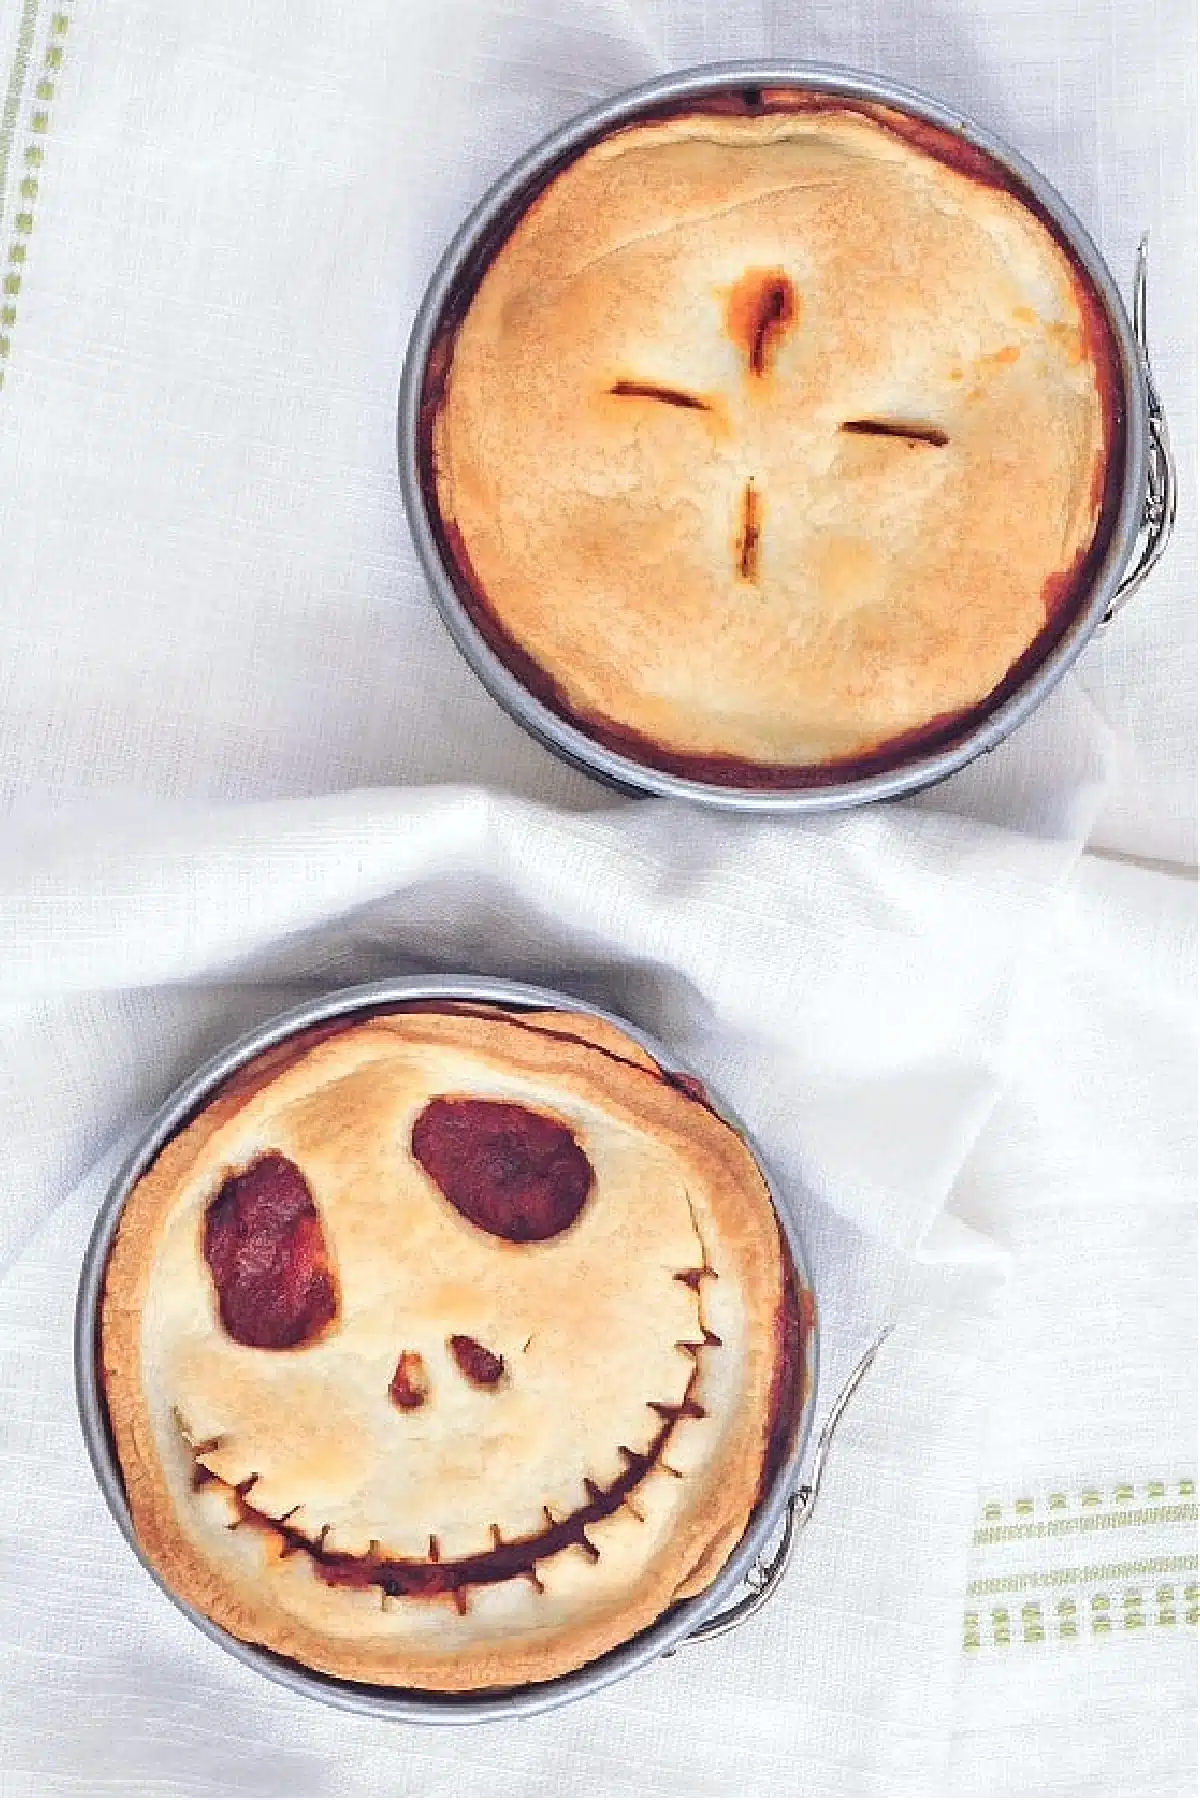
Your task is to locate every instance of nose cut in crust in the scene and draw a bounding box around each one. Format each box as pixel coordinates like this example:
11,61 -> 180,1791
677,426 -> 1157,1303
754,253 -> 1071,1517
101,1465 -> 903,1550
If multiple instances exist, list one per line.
449,1334 -> 506,1388
389,1350 -> 430,1410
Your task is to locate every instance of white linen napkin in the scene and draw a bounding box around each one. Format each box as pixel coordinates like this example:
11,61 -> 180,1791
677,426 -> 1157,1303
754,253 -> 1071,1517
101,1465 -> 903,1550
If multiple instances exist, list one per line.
0,0 -> 1193,1792
0,758 -> 1097,1797
947,854 -> 1197,1799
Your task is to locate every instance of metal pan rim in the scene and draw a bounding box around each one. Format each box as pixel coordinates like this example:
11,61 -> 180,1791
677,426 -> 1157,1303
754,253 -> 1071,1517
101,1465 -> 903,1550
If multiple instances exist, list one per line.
76,974 -> 820,1722
398,58 -> 1148,811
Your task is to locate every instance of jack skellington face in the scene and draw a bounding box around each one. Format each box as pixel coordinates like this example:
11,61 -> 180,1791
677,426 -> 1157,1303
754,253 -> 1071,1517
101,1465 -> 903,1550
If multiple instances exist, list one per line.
102,1006 -> 798,1690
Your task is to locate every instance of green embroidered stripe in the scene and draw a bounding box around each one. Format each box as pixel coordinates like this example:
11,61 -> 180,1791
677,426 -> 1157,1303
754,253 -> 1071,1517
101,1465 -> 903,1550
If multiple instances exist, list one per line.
979,1478 -> 1195,1523
974,1502 -> 1196,1546
0,2 -> 68,388
966,1481 -> 1197,1651
965,1583 -> 1198,1651
0,0 -> 41,228
967,1553 -> 1198,1597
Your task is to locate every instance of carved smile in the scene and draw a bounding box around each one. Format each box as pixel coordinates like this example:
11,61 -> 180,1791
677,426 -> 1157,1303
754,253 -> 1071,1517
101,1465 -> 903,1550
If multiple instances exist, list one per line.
181,1280 -> 719,1616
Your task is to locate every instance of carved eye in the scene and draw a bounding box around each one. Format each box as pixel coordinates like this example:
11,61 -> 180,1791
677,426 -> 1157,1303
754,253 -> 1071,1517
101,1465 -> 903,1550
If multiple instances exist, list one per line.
203,1155 -> 337,1349
411,1098 -> 594,1242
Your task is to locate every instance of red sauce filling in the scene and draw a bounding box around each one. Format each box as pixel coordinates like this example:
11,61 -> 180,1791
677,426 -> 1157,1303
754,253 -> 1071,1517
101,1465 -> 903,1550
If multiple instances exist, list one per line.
448,1333 -> 505,1386
203,1154 -> 337,1350
418,88 -> 1126,791
664,1069 -> 711,1106
389,1350 -> 430,1410
726,267 -> 797,376
411,1097 -> 594,1241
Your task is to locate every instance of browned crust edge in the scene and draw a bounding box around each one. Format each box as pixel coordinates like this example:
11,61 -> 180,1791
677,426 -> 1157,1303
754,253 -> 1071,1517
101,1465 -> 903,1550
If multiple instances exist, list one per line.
100,1005 -> 799,1691
416,93 -> 1126,790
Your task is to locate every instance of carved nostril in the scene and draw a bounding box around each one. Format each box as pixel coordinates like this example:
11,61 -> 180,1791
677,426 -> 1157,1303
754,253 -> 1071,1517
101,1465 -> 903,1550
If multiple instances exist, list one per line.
390,1350 -> 429,1410
449,1334 -> 505,1388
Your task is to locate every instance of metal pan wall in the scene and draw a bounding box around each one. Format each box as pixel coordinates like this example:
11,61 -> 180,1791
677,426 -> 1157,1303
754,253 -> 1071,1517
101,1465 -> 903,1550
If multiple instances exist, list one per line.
398,61 -> 1164,811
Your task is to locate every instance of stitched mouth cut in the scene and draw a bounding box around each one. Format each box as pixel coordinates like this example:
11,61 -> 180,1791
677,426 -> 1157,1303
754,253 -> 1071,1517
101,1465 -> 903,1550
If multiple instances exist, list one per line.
182,1333 -> 715,1615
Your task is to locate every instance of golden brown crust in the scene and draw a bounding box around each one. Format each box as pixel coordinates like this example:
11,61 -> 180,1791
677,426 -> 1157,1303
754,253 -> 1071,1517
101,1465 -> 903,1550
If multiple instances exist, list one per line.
427,102 -> 1121,784
372,1001 -> 664,1075
101,1006 -> 787,1690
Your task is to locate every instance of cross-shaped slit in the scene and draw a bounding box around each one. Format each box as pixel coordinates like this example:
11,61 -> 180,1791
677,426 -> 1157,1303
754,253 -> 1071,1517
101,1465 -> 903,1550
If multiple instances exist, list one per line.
841,418 -> 949,448
727,269 -> 798,378
610,380 -> 711,411
737,481 -> 761,582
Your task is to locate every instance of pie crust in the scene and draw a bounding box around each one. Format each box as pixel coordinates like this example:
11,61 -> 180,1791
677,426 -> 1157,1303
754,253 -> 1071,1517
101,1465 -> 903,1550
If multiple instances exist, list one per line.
423,95 -> 1122,784
100,1005 -> 801,1690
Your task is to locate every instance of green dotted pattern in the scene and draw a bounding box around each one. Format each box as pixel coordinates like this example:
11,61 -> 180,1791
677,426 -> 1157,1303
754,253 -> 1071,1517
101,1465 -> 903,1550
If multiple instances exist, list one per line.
0,0 -> 40,229
0,4 -> 70,391
979,1477 -> 1195,1528
965,1583 -> 1196,1652
965,1480 -> 1198,1653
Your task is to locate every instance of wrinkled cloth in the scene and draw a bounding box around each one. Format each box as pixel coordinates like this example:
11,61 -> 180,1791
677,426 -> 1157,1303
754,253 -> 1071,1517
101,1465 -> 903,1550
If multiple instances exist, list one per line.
0,0 -> 1193,1793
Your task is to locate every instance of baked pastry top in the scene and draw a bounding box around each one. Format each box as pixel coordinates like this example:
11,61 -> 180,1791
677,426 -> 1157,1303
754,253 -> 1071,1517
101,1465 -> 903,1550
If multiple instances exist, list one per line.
425,98 -> 1121,784
101,1005 -> 802,1690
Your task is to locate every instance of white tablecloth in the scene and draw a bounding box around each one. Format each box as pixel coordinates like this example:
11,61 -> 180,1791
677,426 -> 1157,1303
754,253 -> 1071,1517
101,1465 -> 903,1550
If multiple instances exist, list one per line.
0,0 -> 1194,1794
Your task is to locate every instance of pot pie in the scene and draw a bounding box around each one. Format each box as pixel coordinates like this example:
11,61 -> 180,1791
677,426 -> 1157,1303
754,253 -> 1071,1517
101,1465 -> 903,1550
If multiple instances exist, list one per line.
422,94 -> 1123,785
101,1004 -> 808,1691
